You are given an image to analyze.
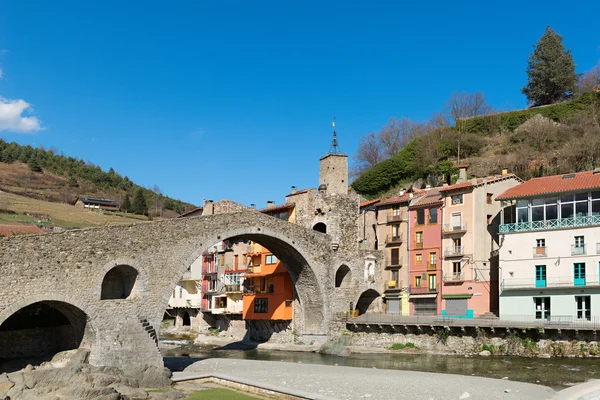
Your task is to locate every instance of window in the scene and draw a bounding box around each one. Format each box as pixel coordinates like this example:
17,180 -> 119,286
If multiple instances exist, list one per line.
265,254 -> 278,264
453,237 -> 462,253
391,269 -> 399,282
415,231 -> 423,247
535,297 -> 550,320
429,252 -> 437,267
535,265 -> 546,288
428,274 -> 437,291
417,209 -> 425,225
179,286 -> 183,298
392,206 -> 401,217
451,213 -> 462,229
452,262 -> 461,277
234,255 -> 239,269
390,248 -> 400,265
576,296 -> 591,321
574,263 -> 586,286
487,193 -> 493,204
415,253 -> 423,264
414,276 -> 422,287
451,194 -> 463,205
254,298 -> 268,313
429,208 -> 438,224
575,236 -> 584,247
391,224 -> 400,237
536,239 -> 546,247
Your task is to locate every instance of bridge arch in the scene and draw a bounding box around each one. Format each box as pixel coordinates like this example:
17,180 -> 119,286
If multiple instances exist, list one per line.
155,217 -> 332,336
355,289 -> 381,315
335,264 -> 351,288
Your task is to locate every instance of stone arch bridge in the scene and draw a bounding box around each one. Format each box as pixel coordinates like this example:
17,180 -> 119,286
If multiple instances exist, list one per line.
0,211 -> 381,369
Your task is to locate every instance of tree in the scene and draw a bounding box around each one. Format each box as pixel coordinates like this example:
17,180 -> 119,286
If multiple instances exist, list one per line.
27,156 -> 42,172
576,61 -> 600,97
121,194 -> 132,213
131,188 -> 148,215
445,91 -> 493,163
351,132 -> 384,178
522,26 -> 577,106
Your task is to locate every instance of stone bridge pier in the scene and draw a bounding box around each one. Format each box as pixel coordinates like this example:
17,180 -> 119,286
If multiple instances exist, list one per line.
0,211 -> 379,369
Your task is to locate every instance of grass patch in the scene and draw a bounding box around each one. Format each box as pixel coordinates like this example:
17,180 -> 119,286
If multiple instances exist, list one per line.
187,388 -> 261,399
389,342 -> 418,350
0,213 -> 36,224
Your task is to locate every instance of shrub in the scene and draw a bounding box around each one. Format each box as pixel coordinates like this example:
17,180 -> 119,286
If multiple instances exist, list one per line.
389,342 -> 418,350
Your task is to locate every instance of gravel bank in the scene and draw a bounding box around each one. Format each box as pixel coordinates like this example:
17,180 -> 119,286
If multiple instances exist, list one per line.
180,358 -> 556,400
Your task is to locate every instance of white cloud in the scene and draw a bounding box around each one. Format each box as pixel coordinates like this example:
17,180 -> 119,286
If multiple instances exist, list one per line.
0,97 -> 43,133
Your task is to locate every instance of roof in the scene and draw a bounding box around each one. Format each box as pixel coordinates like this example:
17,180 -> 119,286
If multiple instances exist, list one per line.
451,164 -> 469,169
0,224 -> 45,237
179,207 -> 204,217
286,188 -> 313,197
439,174 -> 520,193
497,170 -> 600,201
360,199 -> 380,208
377,189 -> 426,207
77,197 -> 118,206
409,189 -> 443,208
259,203 -> 295,214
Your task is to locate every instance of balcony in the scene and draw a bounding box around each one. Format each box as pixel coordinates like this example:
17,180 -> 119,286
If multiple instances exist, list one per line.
571,244 -> 586,256
224,284 -> 242,293
385,258 -> 403,269
246,265 -> 262,274
499,215 -> 600,234
427,262 -> 437,270
444,246 -> 464,258
409,283 -> 439,294
415,242 -> 424,249
443,273 -> 465,282
203,268 -> 218,276
385,234 -> 403,246
501,277 -> 598,291
387,213 -> 405,223
385,280 -> 399,291
533,246 -> 547,257
442,223 -> 468,235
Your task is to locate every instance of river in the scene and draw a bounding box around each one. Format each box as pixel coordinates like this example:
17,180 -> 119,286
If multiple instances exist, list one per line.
160,339 -> 600,390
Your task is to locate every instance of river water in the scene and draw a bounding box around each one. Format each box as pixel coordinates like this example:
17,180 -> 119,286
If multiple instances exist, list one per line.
160,340 -> 600,390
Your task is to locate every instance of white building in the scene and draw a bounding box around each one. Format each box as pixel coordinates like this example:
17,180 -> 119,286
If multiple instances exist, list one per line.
497,170 -> 600,323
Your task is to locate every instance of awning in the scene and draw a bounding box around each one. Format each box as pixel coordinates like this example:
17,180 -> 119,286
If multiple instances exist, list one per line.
442,294 -> 473,300
410,294 -> 437,299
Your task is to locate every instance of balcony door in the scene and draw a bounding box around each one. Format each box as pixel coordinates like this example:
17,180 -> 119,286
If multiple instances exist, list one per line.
574,263 -> 586,286
535,265 -> 546,288
428,274 -> 437,292
390,248 -> 400,266
451,213 -> 461,230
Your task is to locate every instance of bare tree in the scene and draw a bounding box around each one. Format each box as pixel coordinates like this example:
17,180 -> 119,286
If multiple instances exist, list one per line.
576,61 -> 600,97
446,91 -> 493,163
351,132 -> 383,178
378,117 -> 417,158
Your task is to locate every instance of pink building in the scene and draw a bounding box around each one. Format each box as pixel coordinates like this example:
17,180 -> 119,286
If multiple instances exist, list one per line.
408,189 -> 443,315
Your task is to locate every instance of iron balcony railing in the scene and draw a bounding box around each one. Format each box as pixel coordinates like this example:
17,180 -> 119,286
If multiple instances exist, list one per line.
444,246 -> 464,257
427,262 -> 437,270
224,284 -> 242,293
387,213 -> 405,223
443,273 -> 465,282
501,277 -> 598,291
415,242 -> 424,249
500,215 -> 600,233
533,246 -> 547,257
333,312 -> 600,331
571,244 -> 586,256
385,280 -> 400,290
385,234 -> 403,245
409,283 -> 438,294
442,223 -> 468,234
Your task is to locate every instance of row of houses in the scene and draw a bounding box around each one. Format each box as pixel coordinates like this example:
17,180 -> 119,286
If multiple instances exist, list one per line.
368,165 -> 600,323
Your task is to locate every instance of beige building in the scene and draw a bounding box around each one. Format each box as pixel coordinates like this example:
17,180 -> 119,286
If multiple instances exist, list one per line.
439,167 -> 521,317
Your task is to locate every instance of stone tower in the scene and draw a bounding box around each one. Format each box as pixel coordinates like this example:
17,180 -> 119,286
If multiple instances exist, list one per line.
319,119 -> 348,195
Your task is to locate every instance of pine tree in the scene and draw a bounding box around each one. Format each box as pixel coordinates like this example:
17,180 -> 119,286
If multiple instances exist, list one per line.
27,156 -> 42,172
131,189 -> 148,215
121,194 -> 132,212
522,26 -> 577,106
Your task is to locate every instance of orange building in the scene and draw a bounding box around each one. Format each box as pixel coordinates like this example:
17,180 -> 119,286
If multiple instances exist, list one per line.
242,242 -> 294,321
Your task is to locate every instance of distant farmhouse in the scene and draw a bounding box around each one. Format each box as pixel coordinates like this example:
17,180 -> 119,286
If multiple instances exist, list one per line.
75,197 -> 119,211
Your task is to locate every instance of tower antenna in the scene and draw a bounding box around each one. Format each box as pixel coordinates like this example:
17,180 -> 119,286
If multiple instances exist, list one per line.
329,117 -> 341,154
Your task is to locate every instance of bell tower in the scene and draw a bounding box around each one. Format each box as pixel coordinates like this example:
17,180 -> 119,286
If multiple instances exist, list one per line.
319,118 -> 348,196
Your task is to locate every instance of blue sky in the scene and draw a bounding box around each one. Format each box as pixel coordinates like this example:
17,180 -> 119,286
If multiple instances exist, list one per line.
0,1 -> 598,207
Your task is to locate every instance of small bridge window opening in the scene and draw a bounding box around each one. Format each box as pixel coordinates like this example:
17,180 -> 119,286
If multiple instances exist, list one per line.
101,265 -> 140,300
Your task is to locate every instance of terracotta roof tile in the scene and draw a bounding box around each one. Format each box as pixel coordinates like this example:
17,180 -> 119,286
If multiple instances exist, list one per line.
439,174 -> 519,192
360,199 -> 380,208
377,189 -> 426,207
497,170 -> 600,200
0,224 -> 45,237
259,203 -> 295,213
409,189 -> 443,208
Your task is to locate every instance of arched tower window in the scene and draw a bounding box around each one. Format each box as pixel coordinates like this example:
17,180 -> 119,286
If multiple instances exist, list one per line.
313,222 -> 327,234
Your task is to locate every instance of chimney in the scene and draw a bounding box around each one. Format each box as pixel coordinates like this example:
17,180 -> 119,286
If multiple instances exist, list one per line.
267,201 -> 275,209
204,199 -> 214,215
457,166 -> 468,183
471,178 -> 477,185
291,186 -> 297,194
443,183 -> 449,187
409,193 -> 414,199
502,168 -> 508,176
399,190 -> 405,196
250,203 -> 256,209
